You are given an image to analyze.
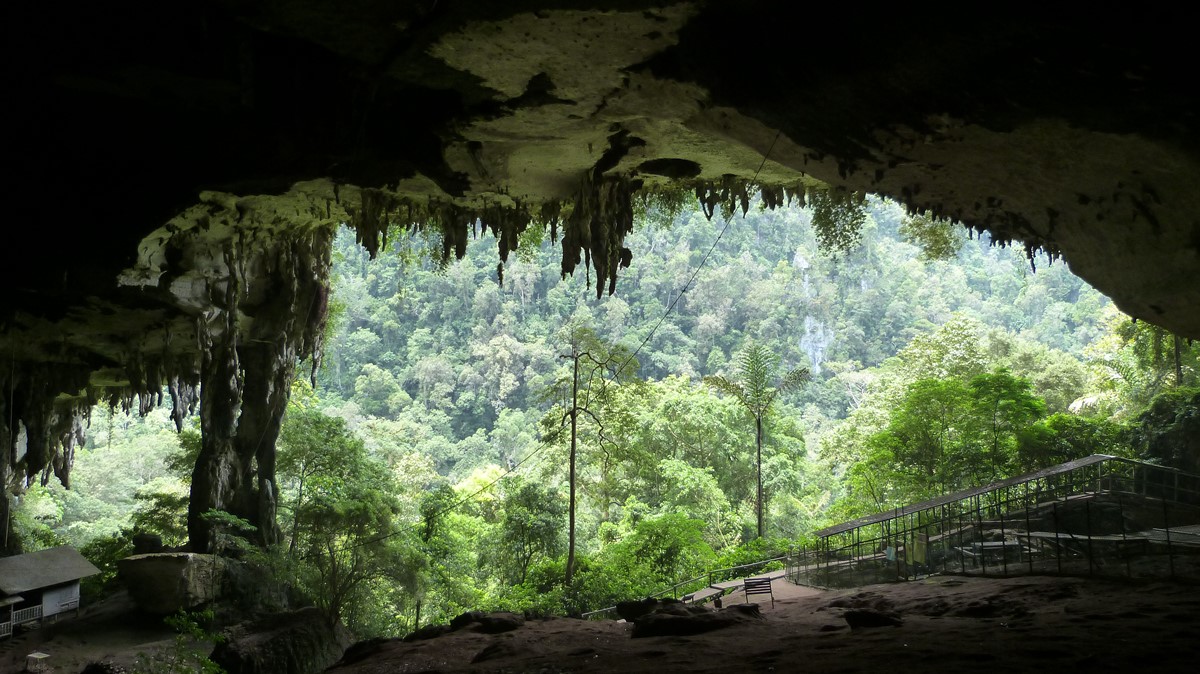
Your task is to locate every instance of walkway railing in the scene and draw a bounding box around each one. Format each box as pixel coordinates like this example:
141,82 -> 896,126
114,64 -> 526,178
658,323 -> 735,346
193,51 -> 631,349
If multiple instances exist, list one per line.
786,455 -> 1200,588
12,605 -> 42,625
0,620 -> 11,638
581,553 -> 793,619
583,456 -> 1200,617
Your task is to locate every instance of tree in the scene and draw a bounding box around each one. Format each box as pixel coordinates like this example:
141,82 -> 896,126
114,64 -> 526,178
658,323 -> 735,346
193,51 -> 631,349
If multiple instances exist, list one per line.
656,457 -> 736,548
617,512 -> 715,582
899,210 -> 964,261
809,188 -> 868,258
896,314 -> 989,382
704,342 -> 809,538
276,403 -> 408,632
353,363 -> 409,417
540,324 -> 637,585
498,479 -> 566,584
871,378 -> 972,498
1017,413 -> 1127,471
1131,386 -> 1200,474
1086,308 -> 1200,417
966,369 -> 1046,481
277,405 -> 363,555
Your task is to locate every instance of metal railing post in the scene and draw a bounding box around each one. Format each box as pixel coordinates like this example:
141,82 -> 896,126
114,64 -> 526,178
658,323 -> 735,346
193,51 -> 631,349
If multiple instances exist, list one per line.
1025,502 -> 1034,574
1085,500 -> 1095,576
977,495 -> 988,576
1119,494 -> 1131,578
1000,507 -> 1008,576
942,503 -> 949,575
1163,496 -> 1175,579
1053,501 -> 1062,575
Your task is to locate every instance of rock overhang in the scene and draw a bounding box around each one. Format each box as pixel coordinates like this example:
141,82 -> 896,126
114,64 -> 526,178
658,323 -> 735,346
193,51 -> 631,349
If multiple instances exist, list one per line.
2,1 -> 1199,518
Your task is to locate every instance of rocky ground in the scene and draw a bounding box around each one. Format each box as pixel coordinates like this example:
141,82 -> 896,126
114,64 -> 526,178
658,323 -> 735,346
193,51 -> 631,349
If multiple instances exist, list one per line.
0,592 -> 202,674
328,575 -> 1200,674
2,575 -> 1198,673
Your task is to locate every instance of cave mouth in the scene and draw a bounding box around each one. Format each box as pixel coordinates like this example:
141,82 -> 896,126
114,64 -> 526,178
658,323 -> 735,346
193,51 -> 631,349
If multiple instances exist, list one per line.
3,2 -> 1199,560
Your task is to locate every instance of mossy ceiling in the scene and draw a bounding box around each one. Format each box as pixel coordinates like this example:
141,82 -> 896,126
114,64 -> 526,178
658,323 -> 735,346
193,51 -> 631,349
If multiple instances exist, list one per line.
2,2 -> 1199,507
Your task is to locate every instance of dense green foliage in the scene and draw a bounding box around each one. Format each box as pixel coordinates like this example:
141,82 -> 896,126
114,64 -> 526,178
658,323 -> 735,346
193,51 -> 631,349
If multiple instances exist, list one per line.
705,342 -> 809,538
13,195 -> 1198,639
131,609 -> 225,674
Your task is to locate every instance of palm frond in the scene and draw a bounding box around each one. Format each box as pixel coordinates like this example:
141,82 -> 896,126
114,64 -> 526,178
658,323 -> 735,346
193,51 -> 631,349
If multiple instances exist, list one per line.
778,367 -> 812,393
703,375 -> 749,409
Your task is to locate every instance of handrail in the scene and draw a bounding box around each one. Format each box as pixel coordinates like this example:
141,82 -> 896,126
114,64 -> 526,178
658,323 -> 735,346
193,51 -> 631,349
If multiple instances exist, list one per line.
581,550 -> 796,619
816,454 -> 1200,537
704,554 -> 791,584
12,605 -> 42,624
789,452 -> 1200,589
589,456 -> 1200,616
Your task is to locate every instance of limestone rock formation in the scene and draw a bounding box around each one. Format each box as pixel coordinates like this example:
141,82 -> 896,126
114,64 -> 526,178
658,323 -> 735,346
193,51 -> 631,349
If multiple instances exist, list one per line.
630,602 -> 764,637
616,597 -> 668,622
3,2 -> 1199,551
210,607 -> 353,674
117,552 -> 229,615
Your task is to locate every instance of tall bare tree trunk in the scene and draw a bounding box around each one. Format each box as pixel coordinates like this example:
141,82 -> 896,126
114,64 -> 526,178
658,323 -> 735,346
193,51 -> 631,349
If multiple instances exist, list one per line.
1175,334 -> 1184,386
566,352 -> 579,586
1,490 -> 13,556
755,416 -> 764,539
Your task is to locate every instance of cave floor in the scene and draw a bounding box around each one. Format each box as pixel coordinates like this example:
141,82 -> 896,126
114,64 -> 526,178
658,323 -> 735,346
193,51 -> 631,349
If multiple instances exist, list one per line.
332,575 -> 1200,673
0,591 -> 200,673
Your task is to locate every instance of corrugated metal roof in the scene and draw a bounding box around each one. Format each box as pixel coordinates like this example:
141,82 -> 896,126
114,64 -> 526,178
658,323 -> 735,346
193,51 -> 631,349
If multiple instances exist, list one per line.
0,546 -> 100,595
815,454 -> 1124,538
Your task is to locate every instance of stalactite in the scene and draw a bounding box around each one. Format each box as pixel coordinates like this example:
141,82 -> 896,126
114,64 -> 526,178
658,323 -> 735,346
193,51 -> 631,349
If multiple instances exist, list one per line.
760,185 -> 784,210
6,163 -> 870,548
347,175 -> 821,301
0,363 -> 92,505
48,403 -> 88,489
557,173 -> 637,297
169,374 -> 200,432
186,224 -> 333,551
351,188 -> 391,258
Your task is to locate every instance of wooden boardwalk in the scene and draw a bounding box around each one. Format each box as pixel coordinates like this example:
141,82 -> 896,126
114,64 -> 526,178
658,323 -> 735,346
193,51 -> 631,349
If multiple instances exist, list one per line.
683,570 -> 822,610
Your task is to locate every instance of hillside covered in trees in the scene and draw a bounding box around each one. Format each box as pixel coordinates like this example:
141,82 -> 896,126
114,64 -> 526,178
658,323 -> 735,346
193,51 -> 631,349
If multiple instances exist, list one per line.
14,197 -> 1197,638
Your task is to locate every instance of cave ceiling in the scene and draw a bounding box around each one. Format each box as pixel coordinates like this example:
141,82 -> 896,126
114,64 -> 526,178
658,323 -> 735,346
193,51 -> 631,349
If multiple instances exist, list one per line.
2,2 -> 1199,499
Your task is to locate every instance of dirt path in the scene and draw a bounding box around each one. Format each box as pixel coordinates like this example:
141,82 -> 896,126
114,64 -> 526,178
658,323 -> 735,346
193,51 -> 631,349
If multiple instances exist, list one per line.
0,592 -> 178,674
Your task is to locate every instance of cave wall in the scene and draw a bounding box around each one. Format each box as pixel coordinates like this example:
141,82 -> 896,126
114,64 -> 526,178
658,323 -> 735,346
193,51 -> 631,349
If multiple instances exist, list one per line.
1,187 -> 339,553
3,1 -> 1199,552
10,2 -> 1196,334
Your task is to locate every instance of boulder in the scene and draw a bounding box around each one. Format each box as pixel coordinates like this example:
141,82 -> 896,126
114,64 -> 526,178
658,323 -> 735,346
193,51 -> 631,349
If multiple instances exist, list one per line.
471,641 -> 521,663
403,624 -> 452,642
476,612 -> 525,634
397,610 -> 524,643
450,610 -> 486,630
631,603 -> 764,638
330,637 -> 398,668
130,533 -> 164,555
117,552 -> 228,615
209,607 -> 352,674
843,609 -> 903,629
80,663 -> 127,674
616,597 -> 688,621
616,597 -> 660,621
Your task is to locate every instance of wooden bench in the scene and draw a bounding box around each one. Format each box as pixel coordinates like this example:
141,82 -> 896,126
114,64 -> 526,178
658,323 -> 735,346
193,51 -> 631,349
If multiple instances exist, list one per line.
743,576 -> 774,608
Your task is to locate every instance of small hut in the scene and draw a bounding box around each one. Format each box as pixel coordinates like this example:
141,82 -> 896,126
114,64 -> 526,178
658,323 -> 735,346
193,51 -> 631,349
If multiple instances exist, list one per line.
0,546 -> 99,637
